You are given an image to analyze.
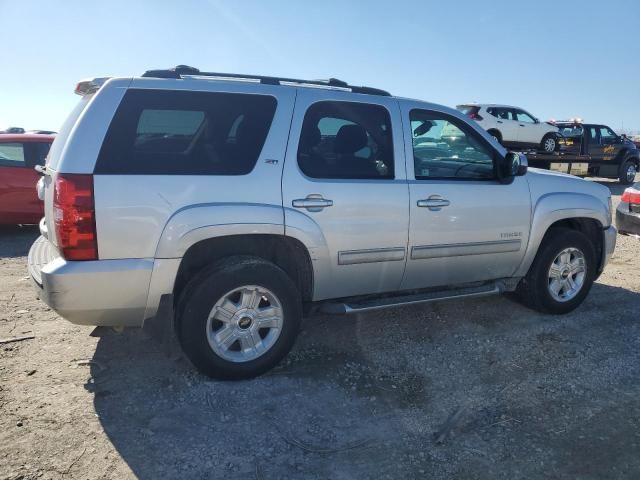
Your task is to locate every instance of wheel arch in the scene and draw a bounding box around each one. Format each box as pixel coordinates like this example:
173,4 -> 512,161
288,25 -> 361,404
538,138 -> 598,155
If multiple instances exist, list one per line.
515,193 -> 608,278
486,128 -> 502,142
173,234 -> 315,307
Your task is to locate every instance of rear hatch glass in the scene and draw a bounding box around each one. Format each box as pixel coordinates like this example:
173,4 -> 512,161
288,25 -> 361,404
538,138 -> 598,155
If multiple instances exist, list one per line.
456,105 -> 480,115
46,96 -> 92,170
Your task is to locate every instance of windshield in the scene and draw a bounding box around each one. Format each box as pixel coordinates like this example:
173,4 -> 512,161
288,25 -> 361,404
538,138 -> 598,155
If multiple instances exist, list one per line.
557,125 -> 583,138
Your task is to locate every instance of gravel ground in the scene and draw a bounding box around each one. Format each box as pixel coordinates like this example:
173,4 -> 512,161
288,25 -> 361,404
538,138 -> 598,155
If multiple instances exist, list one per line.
1,178 -> 639,480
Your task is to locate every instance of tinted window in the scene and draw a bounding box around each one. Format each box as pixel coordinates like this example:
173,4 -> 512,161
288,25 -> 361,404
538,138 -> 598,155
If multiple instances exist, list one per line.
411,110 -> 495,180
297,101 -> 393,179
558,125 -> 583,138
491,108 -> 514,120
25,142 -> 52,167
588,127 -> 600,145
0,142 -> 25,167
96,90 -> 277,175
600,126 -> 617,143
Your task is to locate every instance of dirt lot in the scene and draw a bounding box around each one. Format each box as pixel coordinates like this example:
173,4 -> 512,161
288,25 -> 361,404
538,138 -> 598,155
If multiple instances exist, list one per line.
1,179 -> 639,480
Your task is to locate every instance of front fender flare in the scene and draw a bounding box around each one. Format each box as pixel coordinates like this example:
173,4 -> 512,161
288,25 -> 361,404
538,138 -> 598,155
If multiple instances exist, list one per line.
514,192 -> 608,277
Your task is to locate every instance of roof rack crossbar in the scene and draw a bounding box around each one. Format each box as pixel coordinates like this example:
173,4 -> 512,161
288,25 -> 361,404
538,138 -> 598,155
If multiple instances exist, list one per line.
141,65 -> 391,96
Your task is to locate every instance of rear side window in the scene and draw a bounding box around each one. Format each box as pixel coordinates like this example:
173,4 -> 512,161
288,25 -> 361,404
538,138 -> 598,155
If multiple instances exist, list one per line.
0,142 -> 25,167
96,90 -> 277,175
297,101 -> 394,179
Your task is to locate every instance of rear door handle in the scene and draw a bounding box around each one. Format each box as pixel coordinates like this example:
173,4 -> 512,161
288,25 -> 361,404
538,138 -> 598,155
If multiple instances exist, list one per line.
417,195 -> 450,210
292,195 -> 333,212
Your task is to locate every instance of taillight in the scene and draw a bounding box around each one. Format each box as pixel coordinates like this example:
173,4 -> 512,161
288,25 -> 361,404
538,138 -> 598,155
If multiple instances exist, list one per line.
469,112 -> 483,121
621,187 -> 640,205
53,174 -> 98,260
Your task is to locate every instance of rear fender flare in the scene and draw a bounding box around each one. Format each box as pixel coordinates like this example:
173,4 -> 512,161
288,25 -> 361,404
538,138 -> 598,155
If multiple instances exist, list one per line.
154,203 -> 285,259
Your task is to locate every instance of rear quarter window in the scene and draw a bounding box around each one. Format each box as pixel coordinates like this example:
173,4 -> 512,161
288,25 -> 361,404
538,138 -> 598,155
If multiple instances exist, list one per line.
95,89 -> 277,175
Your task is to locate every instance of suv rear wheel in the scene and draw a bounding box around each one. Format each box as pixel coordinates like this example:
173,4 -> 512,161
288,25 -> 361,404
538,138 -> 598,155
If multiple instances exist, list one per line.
540,134 -> 557,153
177,256 -> 302,379
517,228 -> 596,314
487,129 -> 502,145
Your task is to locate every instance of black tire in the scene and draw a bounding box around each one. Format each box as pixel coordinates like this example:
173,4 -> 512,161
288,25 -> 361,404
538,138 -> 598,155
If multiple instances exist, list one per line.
176,255 -> 302,380
618,160 -> 637,185
540,133 -> 558,153
487,129 -> 502,145
517,228 -> 596,314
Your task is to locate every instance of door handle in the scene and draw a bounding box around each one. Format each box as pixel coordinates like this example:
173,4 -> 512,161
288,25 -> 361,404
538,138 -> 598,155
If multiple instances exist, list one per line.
497,120 -> 503,124
519,124 -> 525,127
292,195 -> 333,212
417,195 -> 450,210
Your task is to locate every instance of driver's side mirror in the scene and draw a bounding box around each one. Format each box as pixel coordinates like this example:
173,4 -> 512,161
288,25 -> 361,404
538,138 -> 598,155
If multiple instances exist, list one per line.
501,152 -> 528,180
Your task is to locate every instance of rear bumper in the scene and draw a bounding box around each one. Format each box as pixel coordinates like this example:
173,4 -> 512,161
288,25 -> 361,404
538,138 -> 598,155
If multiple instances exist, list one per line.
616,203 -> 640,237
28,236 -> 153,327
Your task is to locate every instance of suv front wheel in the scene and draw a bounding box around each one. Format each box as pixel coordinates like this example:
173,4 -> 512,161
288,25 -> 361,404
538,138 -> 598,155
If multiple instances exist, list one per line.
517,228 -> 596,314
619,160 -> 637,185
177,256 -> 302,379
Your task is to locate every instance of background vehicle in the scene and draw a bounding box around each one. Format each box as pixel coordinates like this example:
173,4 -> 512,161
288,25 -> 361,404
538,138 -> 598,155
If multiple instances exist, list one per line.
457,104 -> 559,153
28,67 -> 615,379
616,182 -> 640,237
0,133 -> 53,224
526,121 -> 640,185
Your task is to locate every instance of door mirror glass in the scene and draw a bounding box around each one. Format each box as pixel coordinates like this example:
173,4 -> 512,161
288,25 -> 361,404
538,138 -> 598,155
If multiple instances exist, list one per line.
504,151 -> 528,177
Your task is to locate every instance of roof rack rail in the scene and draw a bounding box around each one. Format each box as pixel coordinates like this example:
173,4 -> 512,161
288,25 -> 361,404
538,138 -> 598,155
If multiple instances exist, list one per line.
141,65 -> 391,96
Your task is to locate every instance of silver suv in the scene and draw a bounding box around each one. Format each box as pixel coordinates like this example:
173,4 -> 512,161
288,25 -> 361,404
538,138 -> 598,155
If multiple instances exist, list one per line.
28,66 -> 617,379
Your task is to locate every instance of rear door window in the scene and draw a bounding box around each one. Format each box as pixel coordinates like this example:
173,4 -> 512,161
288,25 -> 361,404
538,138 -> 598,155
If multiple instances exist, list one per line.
297,101 -> 394,179
96,90 -> 277,175
0,142 -> 25,167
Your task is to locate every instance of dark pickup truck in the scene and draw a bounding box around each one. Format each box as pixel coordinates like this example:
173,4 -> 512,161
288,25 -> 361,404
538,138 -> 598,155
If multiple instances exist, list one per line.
526,122 -> 639,185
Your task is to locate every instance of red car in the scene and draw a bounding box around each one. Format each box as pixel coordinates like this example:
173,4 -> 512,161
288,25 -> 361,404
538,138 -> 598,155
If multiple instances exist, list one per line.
0,133 -> 54,224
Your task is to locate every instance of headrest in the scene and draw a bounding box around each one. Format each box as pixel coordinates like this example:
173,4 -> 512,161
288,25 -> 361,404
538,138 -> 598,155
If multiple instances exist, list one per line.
335,125 -> 368,154
300,125 -> 321,149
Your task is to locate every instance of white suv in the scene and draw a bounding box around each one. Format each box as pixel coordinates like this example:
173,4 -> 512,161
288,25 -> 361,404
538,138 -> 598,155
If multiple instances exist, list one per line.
457,104 -> 559,153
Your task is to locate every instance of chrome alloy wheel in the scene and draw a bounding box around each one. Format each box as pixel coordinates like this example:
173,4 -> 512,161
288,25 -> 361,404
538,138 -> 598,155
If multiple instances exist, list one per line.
543,137 -> 556,153
206,285 -> 283,363
547,248 -> 586,302
626,163 -> 637,183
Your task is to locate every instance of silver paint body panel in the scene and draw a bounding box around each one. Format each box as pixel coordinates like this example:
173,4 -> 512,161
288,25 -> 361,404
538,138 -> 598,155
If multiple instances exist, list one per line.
282,88 -> 410,300
29,77 -> 615,327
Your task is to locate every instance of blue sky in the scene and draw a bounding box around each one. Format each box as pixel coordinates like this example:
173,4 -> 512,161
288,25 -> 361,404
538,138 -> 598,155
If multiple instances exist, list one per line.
1,0 -> 639,132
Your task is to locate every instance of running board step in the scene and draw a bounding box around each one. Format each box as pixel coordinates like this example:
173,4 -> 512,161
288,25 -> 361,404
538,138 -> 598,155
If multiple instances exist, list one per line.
319,283 -> 503,315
